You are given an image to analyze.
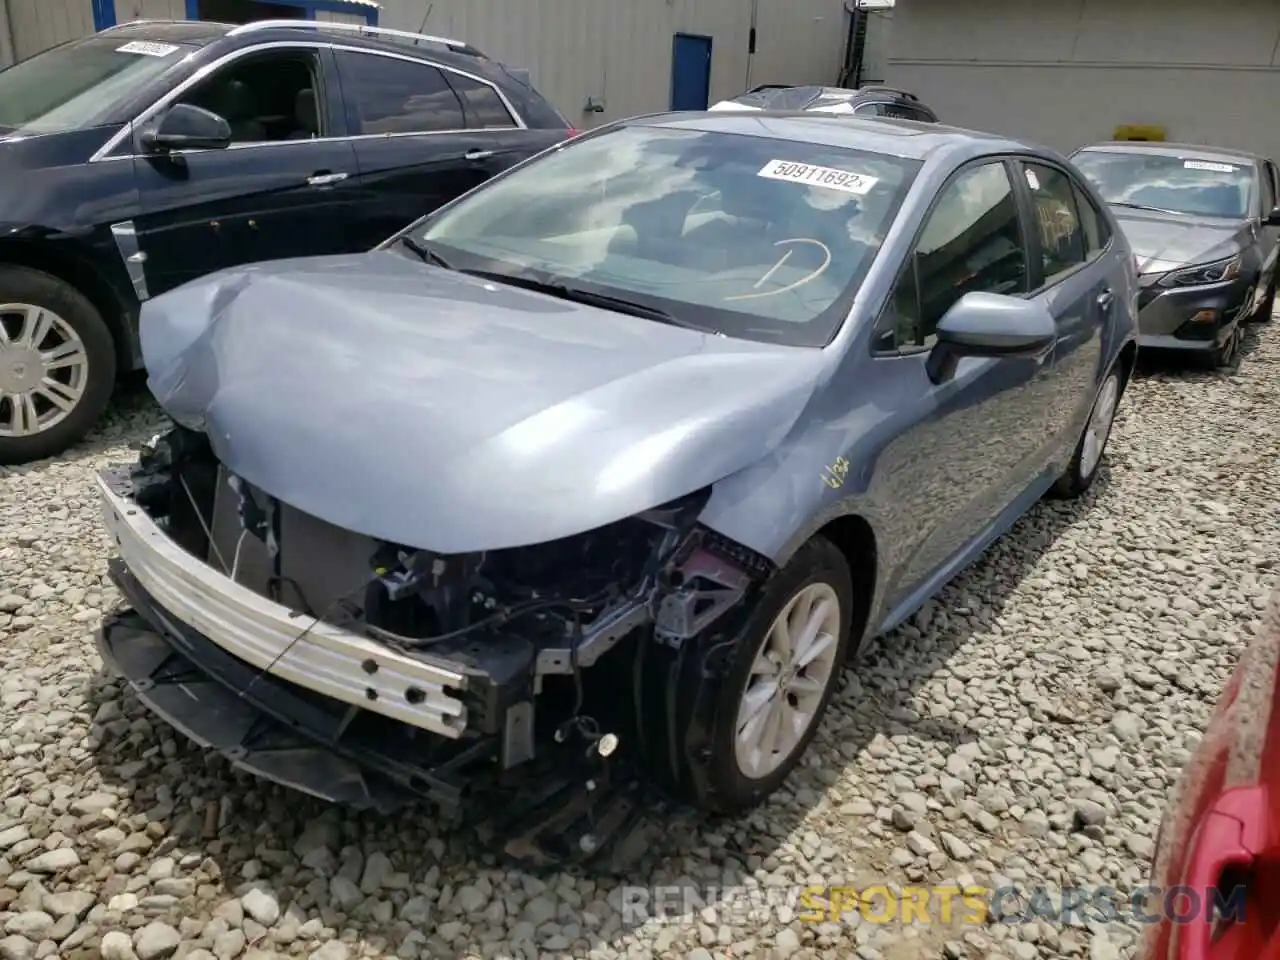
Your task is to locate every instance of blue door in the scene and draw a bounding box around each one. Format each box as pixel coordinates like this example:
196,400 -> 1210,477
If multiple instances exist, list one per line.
670,34 -> 712,110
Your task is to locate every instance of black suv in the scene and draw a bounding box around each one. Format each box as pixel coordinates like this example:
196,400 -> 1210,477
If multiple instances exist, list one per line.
711,83 -> 939,122
0,19 -> 570,464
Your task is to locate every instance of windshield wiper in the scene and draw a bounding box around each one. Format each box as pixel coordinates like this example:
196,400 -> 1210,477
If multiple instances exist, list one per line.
460,269 -> 700,329
1109,201 -> 1184,216
399,235 -> 453,269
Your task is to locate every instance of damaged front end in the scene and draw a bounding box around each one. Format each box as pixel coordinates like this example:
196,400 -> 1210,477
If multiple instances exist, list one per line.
97,426 -> 773,868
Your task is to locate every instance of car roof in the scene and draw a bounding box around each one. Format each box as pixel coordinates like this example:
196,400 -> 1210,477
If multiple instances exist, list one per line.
728,84 -> 922,111
96,19 -> 490,71
92,19 -> 232,46
1076,140 -> 1266,165
633,111 -> 1028,163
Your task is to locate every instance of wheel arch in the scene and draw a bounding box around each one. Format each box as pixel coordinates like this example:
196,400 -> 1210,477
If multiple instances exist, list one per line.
1116,338 -> 1138,399
810,512 -> 878,650
0,236 -> 137,372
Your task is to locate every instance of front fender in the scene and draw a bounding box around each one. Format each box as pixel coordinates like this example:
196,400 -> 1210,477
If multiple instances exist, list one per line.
697,399 -> 896,651
700,372 -> 893,538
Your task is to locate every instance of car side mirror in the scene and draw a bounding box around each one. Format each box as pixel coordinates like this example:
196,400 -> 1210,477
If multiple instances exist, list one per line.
926,291 -> 1057,385
1265,206 -> 1280,227
141,103 -> 232,153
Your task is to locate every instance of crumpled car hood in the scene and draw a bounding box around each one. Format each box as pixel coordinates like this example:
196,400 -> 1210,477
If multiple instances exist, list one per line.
141,252 -> 826,553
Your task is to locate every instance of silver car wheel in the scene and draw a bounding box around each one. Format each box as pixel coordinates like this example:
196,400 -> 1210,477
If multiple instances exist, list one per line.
1079,371 -> 1120,480
0,303 -> 90,438
734,581 -> 842,780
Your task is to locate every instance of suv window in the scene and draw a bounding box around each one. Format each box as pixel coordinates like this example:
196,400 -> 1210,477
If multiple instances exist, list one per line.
0,35 -> 196,135
334,51 -> 466,134
854,101 -> 916,120
880,101 -> 921,120
877,161 -> 1028,351
447,72 -> 516,128
178,49 -> 322,144
1023,162 -> 1087,283
1263,161 -> 1279,213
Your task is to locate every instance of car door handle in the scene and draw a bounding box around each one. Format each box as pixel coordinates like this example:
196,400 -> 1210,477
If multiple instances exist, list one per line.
307,172 -> 348,187
1096,289 -> 1114,310
464,149 -> 494,161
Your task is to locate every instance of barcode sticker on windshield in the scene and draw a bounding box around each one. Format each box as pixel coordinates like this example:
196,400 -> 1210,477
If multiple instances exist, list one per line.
116,40 -> 180,57
1184,159 -> 1237,174
757,159 -> 879,195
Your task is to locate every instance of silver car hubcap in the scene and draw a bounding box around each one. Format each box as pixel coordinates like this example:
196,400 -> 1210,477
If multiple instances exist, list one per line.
734,581 -> 841,780
0,304 -> 89,438
1079,372 -> 1119,479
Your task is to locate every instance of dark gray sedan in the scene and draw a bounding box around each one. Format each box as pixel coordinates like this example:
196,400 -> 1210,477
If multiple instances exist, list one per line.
1072,141 -> 1280,367
95,113 -> 1138,865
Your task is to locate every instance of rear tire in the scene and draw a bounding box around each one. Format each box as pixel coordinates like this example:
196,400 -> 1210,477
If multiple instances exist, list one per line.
0,265 -> 116,465
1051,365 -> 1122,499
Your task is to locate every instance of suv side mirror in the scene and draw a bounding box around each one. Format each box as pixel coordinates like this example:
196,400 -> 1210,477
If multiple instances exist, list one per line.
926,291 -> 1056,384
141,103 -> 232,153
1265,206 -> 1280,227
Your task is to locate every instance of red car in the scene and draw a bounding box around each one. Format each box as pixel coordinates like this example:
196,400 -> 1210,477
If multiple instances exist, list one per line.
1139,600 -> 1279,960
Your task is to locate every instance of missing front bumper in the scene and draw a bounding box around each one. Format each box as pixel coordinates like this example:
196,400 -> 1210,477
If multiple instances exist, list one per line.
97,470 -> 471,738
99,566 -> 495,812
99,572 -> 665,870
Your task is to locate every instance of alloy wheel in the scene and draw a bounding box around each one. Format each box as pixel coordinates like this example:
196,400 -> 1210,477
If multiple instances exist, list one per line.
0,303 -> 90,438
1079,372 -> 1120,480
734,581 -> 842,779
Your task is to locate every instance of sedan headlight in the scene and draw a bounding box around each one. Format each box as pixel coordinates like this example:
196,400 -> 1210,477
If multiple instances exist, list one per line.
1157,254 -> 1242,288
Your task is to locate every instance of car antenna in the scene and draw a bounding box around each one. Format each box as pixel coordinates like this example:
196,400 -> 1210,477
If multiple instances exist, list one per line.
415,4 -> 434,44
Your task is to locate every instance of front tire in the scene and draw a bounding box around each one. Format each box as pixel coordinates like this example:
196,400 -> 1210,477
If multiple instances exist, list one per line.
698,536 -> 854,814
1250,277 -> 1274,323
1200,323 -> 1241,371
1051,364 -> 1122,499
0,266 -> 116,465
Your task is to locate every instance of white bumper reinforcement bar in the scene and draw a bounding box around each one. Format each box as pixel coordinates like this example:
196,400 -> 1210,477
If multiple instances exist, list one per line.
97,473 -> 469,738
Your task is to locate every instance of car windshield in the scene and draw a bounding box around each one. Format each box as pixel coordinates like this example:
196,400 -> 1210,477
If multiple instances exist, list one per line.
0,35 -> 194,135
415,123 -> 920,346
1072,149 -> 1255,219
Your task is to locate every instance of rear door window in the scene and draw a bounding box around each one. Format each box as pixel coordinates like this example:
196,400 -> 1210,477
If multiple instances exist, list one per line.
1022,162 -> 1088,283
1071,181 -> 1110,255
333,51 -> 466,134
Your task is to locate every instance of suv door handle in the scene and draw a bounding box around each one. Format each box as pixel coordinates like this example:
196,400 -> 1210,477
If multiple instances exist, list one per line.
1097,288 -> 1114,310
307,172 -> 348,187
464,149 -> 494,161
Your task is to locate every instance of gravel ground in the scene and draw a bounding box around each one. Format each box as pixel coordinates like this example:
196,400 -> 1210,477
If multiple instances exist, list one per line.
1,329 -> 1278,960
